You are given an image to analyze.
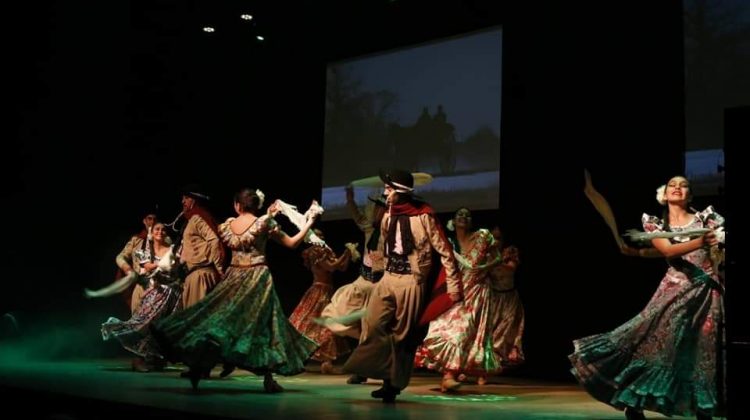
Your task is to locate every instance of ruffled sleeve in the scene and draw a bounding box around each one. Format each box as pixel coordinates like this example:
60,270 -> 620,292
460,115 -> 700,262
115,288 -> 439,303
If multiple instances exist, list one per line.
476,229 -> 494,247
696,205 -> 726,243
219,218 -> 241,249
641,213 -> 664,233
475,229 -> 501,261
696,206 -> 725,229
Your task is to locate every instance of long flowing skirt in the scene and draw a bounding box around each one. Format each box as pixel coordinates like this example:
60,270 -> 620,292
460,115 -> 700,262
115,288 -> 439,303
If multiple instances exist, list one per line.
415,278 -> 525,375
102,284 -> 182,362
289,282 -> 351,362
569,271 -> 723,417
152,265 -> 318,376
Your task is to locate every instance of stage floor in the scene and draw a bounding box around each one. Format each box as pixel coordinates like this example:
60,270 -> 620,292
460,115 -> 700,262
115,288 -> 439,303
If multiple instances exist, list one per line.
0,358 -> 700,420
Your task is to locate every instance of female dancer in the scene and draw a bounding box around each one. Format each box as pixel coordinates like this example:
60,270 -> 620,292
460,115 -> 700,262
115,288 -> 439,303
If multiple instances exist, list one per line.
153,188 -> 320,392
570,176 -> 724,419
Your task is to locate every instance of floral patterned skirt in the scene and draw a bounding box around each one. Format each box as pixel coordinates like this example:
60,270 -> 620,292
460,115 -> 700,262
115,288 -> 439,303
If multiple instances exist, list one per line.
569,272 -> 724,417
102,284 -> 182,362
152,265 -> 318,376
415,278 -> 525,376
289,282 -> 352,362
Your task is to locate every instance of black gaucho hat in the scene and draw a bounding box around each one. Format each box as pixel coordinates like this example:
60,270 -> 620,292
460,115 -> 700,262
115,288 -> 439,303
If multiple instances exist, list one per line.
379,169 -> 424,201
181,183 -> 211,201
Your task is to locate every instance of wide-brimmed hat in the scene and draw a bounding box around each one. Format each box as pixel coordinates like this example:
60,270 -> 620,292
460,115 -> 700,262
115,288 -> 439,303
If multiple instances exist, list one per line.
181,183 -> 211,201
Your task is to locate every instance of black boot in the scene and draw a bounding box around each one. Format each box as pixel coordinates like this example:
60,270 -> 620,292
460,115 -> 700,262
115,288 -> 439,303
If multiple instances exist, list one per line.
625,407 -> 646,420
263,372 -> 284,393
219,364 -> 236,378
695,411 -> 712,420
182,337 -> 222,386
370,380 -> 400,403
188,368 -> 210,390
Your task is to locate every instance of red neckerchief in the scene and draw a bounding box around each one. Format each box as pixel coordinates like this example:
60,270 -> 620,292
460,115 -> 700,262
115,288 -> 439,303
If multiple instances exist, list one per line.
389,201 -> 434,216
388,201 -> 450,243
386,201 -> 434,257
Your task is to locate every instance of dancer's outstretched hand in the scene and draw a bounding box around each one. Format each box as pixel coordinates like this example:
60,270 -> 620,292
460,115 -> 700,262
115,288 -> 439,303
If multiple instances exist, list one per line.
267,200 -> 281,217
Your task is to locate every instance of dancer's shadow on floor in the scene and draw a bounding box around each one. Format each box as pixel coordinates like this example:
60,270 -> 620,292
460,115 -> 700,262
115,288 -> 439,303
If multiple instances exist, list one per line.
99,364 -> 183,373
342,398 -> 422,408
139,385 -> 308,396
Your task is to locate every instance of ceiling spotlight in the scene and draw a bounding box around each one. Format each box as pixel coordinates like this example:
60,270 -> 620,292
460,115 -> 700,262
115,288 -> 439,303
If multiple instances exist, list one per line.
240,14 -> 253,21
256,35 -> 265,41
203,27 -> 215,33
